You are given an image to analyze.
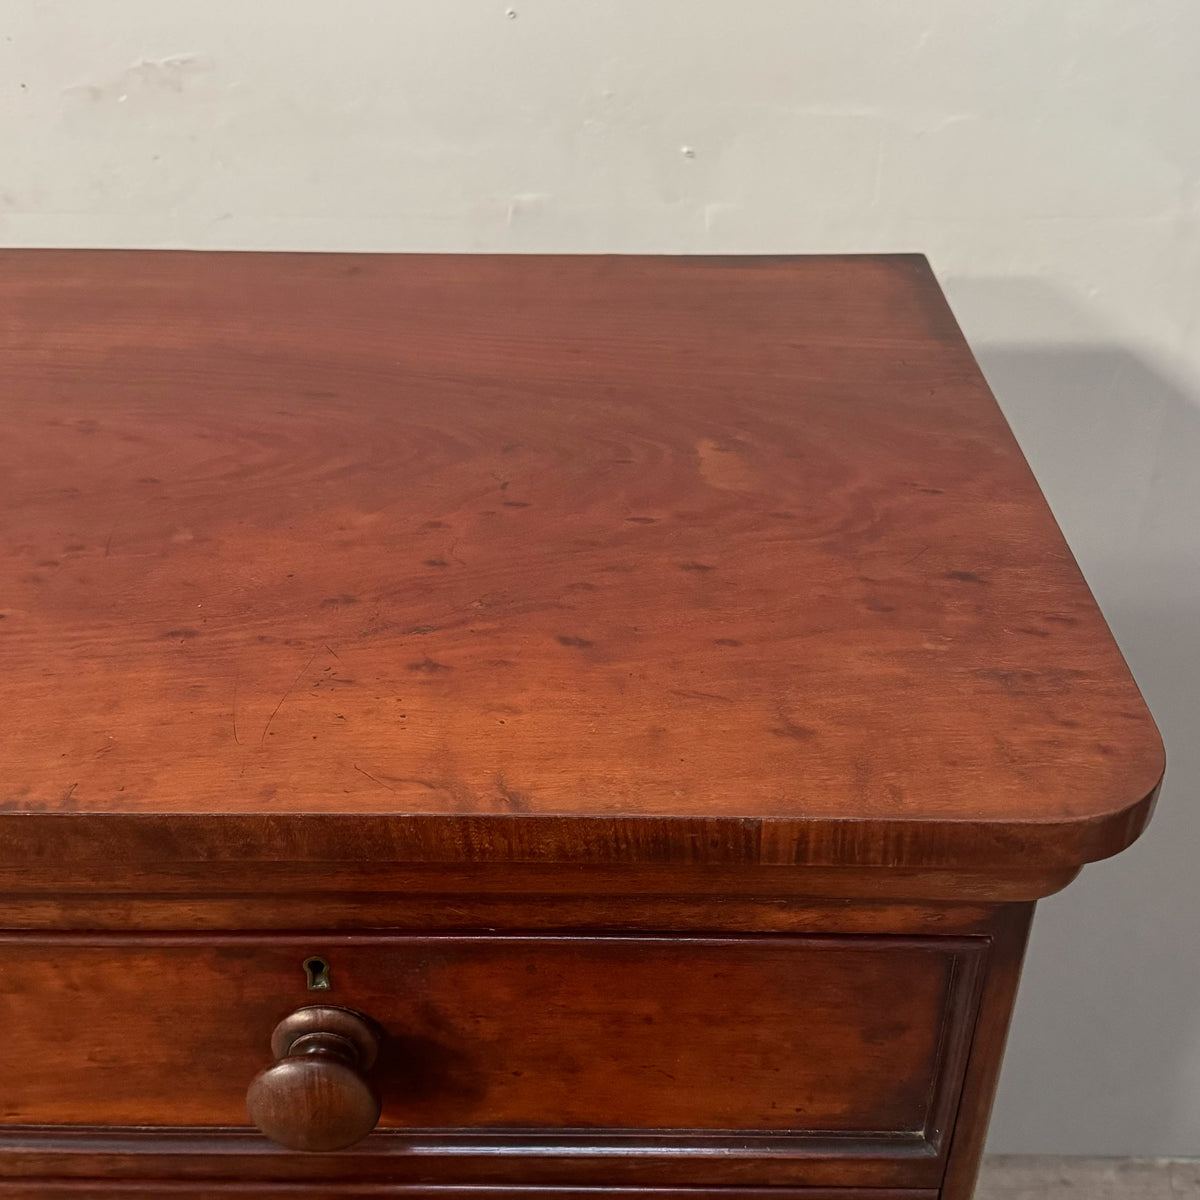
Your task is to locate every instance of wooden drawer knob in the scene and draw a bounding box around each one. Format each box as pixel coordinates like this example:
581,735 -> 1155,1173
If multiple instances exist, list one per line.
246,1005 -> 382,1152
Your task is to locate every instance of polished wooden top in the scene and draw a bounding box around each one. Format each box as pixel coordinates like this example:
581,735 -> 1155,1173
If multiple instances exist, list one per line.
0,251 -> 1162,869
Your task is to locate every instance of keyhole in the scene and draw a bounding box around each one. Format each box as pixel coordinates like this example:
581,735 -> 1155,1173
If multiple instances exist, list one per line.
303,955 -> 331,990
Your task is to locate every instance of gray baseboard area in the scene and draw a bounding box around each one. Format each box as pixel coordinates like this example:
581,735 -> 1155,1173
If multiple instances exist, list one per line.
978,1157 -> 1200,1198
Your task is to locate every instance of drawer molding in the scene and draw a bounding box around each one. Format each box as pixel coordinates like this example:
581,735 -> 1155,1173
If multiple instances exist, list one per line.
0,1182 -> 939,1199
0,1125 -> 942,1188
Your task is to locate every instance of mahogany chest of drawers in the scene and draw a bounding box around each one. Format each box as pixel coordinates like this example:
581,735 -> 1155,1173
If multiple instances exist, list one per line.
0,251 -> 1163,1199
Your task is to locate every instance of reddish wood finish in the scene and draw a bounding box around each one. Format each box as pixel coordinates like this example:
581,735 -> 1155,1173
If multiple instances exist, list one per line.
0,253 -> 1163,1199
0,251 -> 1162,873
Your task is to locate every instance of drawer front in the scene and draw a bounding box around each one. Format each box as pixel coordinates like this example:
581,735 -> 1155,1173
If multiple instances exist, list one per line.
0,934 -> 983,1184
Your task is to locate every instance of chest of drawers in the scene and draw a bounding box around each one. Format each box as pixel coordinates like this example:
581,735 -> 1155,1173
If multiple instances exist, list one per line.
0,251 -> 1162,1199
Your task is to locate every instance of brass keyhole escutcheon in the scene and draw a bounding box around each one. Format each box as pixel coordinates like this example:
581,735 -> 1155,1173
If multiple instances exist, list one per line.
303,955 -> 331,991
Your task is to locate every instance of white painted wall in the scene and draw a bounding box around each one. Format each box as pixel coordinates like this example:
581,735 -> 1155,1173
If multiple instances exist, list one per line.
2,0 -> 1198,1156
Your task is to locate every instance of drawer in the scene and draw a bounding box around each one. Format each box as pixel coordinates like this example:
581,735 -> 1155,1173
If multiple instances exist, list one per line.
0,934 -> 984,1187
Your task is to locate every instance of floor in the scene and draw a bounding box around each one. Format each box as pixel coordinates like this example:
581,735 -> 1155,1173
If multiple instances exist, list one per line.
978,1157 -> 1200,1198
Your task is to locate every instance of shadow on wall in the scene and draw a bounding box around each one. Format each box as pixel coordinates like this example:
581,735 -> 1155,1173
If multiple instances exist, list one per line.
951,282 -> 1200,1155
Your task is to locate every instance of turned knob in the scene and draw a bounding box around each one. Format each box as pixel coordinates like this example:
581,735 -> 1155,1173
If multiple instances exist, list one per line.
246,1005 -> 382,1152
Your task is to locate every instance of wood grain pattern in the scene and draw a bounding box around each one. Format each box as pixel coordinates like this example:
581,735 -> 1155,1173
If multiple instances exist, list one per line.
0,251 -> 1163,871
0,933 -> 981,1147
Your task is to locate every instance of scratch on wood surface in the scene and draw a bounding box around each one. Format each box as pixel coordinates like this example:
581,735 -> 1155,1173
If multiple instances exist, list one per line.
260,650 -> 319,747
669,688 -> 735,704
353,763 -> 396,792
231,669 -> 242,745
